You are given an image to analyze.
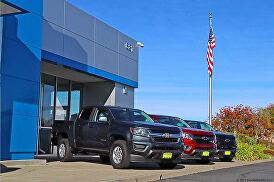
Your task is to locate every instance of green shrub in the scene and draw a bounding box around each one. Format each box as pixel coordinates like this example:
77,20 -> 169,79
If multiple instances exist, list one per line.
237,135 -> 257,145
235,140 -> 272,161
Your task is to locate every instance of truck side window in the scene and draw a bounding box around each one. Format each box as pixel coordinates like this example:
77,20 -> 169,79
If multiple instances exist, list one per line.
80,109 -> 92,121
95,109 -> 109,123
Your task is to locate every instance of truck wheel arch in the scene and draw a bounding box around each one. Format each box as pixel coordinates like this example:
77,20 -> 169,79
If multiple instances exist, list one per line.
53,132 -> 69,145
109,135 -> 127,146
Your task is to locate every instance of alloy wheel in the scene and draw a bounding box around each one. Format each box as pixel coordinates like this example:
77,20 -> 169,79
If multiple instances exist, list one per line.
112,146 -> 123,164
59,143 -> 66,158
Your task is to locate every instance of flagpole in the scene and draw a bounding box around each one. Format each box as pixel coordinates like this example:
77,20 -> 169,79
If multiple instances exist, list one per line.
209,73 -> 212,125
209,13 -> 213,125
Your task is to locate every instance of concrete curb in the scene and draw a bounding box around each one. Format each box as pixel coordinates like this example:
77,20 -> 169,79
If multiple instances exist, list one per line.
0,159 -> 47,168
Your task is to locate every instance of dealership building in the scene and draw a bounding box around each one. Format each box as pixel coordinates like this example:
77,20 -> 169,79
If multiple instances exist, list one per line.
0,0 -> 140,160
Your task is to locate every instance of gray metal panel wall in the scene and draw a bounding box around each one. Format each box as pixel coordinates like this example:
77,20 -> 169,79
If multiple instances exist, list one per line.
119,54 -> 138,82
82,82 -> 115,106
115,83 -> 134,108
42,0 -> 139,84
95,19 -> 118,52
43,0 -> 65,27
65,2 -> 95,41
95,44 -> 118,75
118,33 -> 139,61
63,29 -> 95,67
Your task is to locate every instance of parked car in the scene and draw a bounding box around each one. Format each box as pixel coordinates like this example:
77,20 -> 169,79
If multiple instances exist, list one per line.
184,120 -> 237,162
149,115 -> 217,164
52,106 -> 183,169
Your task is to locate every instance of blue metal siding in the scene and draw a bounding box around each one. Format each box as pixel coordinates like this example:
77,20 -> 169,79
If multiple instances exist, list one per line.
0,0 -> 43,160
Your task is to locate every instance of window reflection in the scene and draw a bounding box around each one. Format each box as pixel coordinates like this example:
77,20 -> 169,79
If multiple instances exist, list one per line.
70,82 -> 82,121
39,73 -> 83,154
41,74 -> 55,127
40,74 -> 82,124
55,78 -> 70,120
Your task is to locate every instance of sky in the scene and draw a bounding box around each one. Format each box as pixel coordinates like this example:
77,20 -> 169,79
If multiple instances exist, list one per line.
68,0 -> 274,121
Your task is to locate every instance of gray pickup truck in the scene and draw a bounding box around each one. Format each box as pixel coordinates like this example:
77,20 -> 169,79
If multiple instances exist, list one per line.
52,106 -> 183,169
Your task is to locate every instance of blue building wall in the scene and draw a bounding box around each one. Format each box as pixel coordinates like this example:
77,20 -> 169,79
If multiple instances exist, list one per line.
0,0 -> 43,160
0,0 -> 139,160
0,16 -> 3,159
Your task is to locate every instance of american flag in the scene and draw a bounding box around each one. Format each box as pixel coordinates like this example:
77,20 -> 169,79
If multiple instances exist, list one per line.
207,26 -> 216,76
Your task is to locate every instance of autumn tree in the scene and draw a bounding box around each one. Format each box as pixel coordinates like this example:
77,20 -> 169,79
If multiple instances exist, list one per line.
212,104 -> 254,136
252,108 -> 271,142
256,104 -> 274,146
212,103 -> 274,146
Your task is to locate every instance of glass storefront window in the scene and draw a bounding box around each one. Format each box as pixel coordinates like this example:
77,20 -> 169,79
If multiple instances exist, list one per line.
39,73 -> 83,154
70,82 -> 82,121
55,78 -> 70,120
41,74 -> 55,127
40,74 -> 83,123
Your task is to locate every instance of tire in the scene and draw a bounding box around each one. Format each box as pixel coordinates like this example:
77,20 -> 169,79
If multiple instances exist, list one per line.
197,158 -> 212,164
158,162 -> 177,169
220,157 -> 233,162
57,138 -> 72,162
109,140 -> 130,169
100,155 -> 110,163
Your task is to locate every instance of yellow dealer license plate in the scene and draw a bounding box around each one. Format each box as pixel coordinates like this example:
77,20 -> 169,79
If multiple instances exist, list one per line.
162,152 -> 173,159
202,151 -> 210,157
224,151 -> 231,155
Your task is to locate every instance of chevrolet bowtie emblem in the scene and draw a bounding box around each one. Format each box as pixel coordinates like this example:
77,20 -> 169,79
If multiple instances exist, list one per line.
202,136 -> 209,140
163,133 -> 172,138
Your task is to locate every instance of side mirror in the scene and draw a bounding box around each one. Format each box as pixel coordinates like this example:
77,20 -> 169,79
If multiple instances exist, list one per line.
98,116 -> 108,122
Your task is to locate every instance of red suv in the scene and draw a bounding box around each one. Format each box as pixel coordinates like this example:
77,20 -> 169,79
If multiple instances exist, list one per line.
149,115 -> 217,164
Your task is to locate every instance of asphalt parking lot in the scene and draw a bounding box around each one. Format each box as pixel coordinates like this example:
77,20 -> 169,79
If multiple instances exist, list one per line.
160,161 -> 274,182
1,156 -> 273,182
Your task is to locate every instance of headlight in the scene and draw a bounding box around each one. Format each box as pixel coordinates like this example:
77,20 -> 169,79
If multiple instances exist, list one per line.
182,133 -> 193,140
130,127 -> 150,137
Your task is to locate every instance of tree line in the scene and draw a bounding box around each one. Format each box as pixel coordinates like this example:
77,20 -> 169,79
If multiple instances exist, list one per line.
212,103 -> 274,146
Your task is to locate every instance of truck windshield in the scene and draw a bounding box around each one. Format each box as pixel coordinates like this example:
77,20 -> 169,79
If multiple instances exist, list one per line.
199,122 -> 216,131
187,121 -> 216,131
110,108 -> 154,123
158,116 -> 190,128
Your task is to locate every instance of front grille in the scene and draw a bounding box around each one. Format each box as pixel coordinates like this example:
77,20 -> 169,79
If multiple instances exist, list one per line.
193,135 -> 214,144
216,135 -> 236,149
152,137 -> 178,143
217,140 -> 236,149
